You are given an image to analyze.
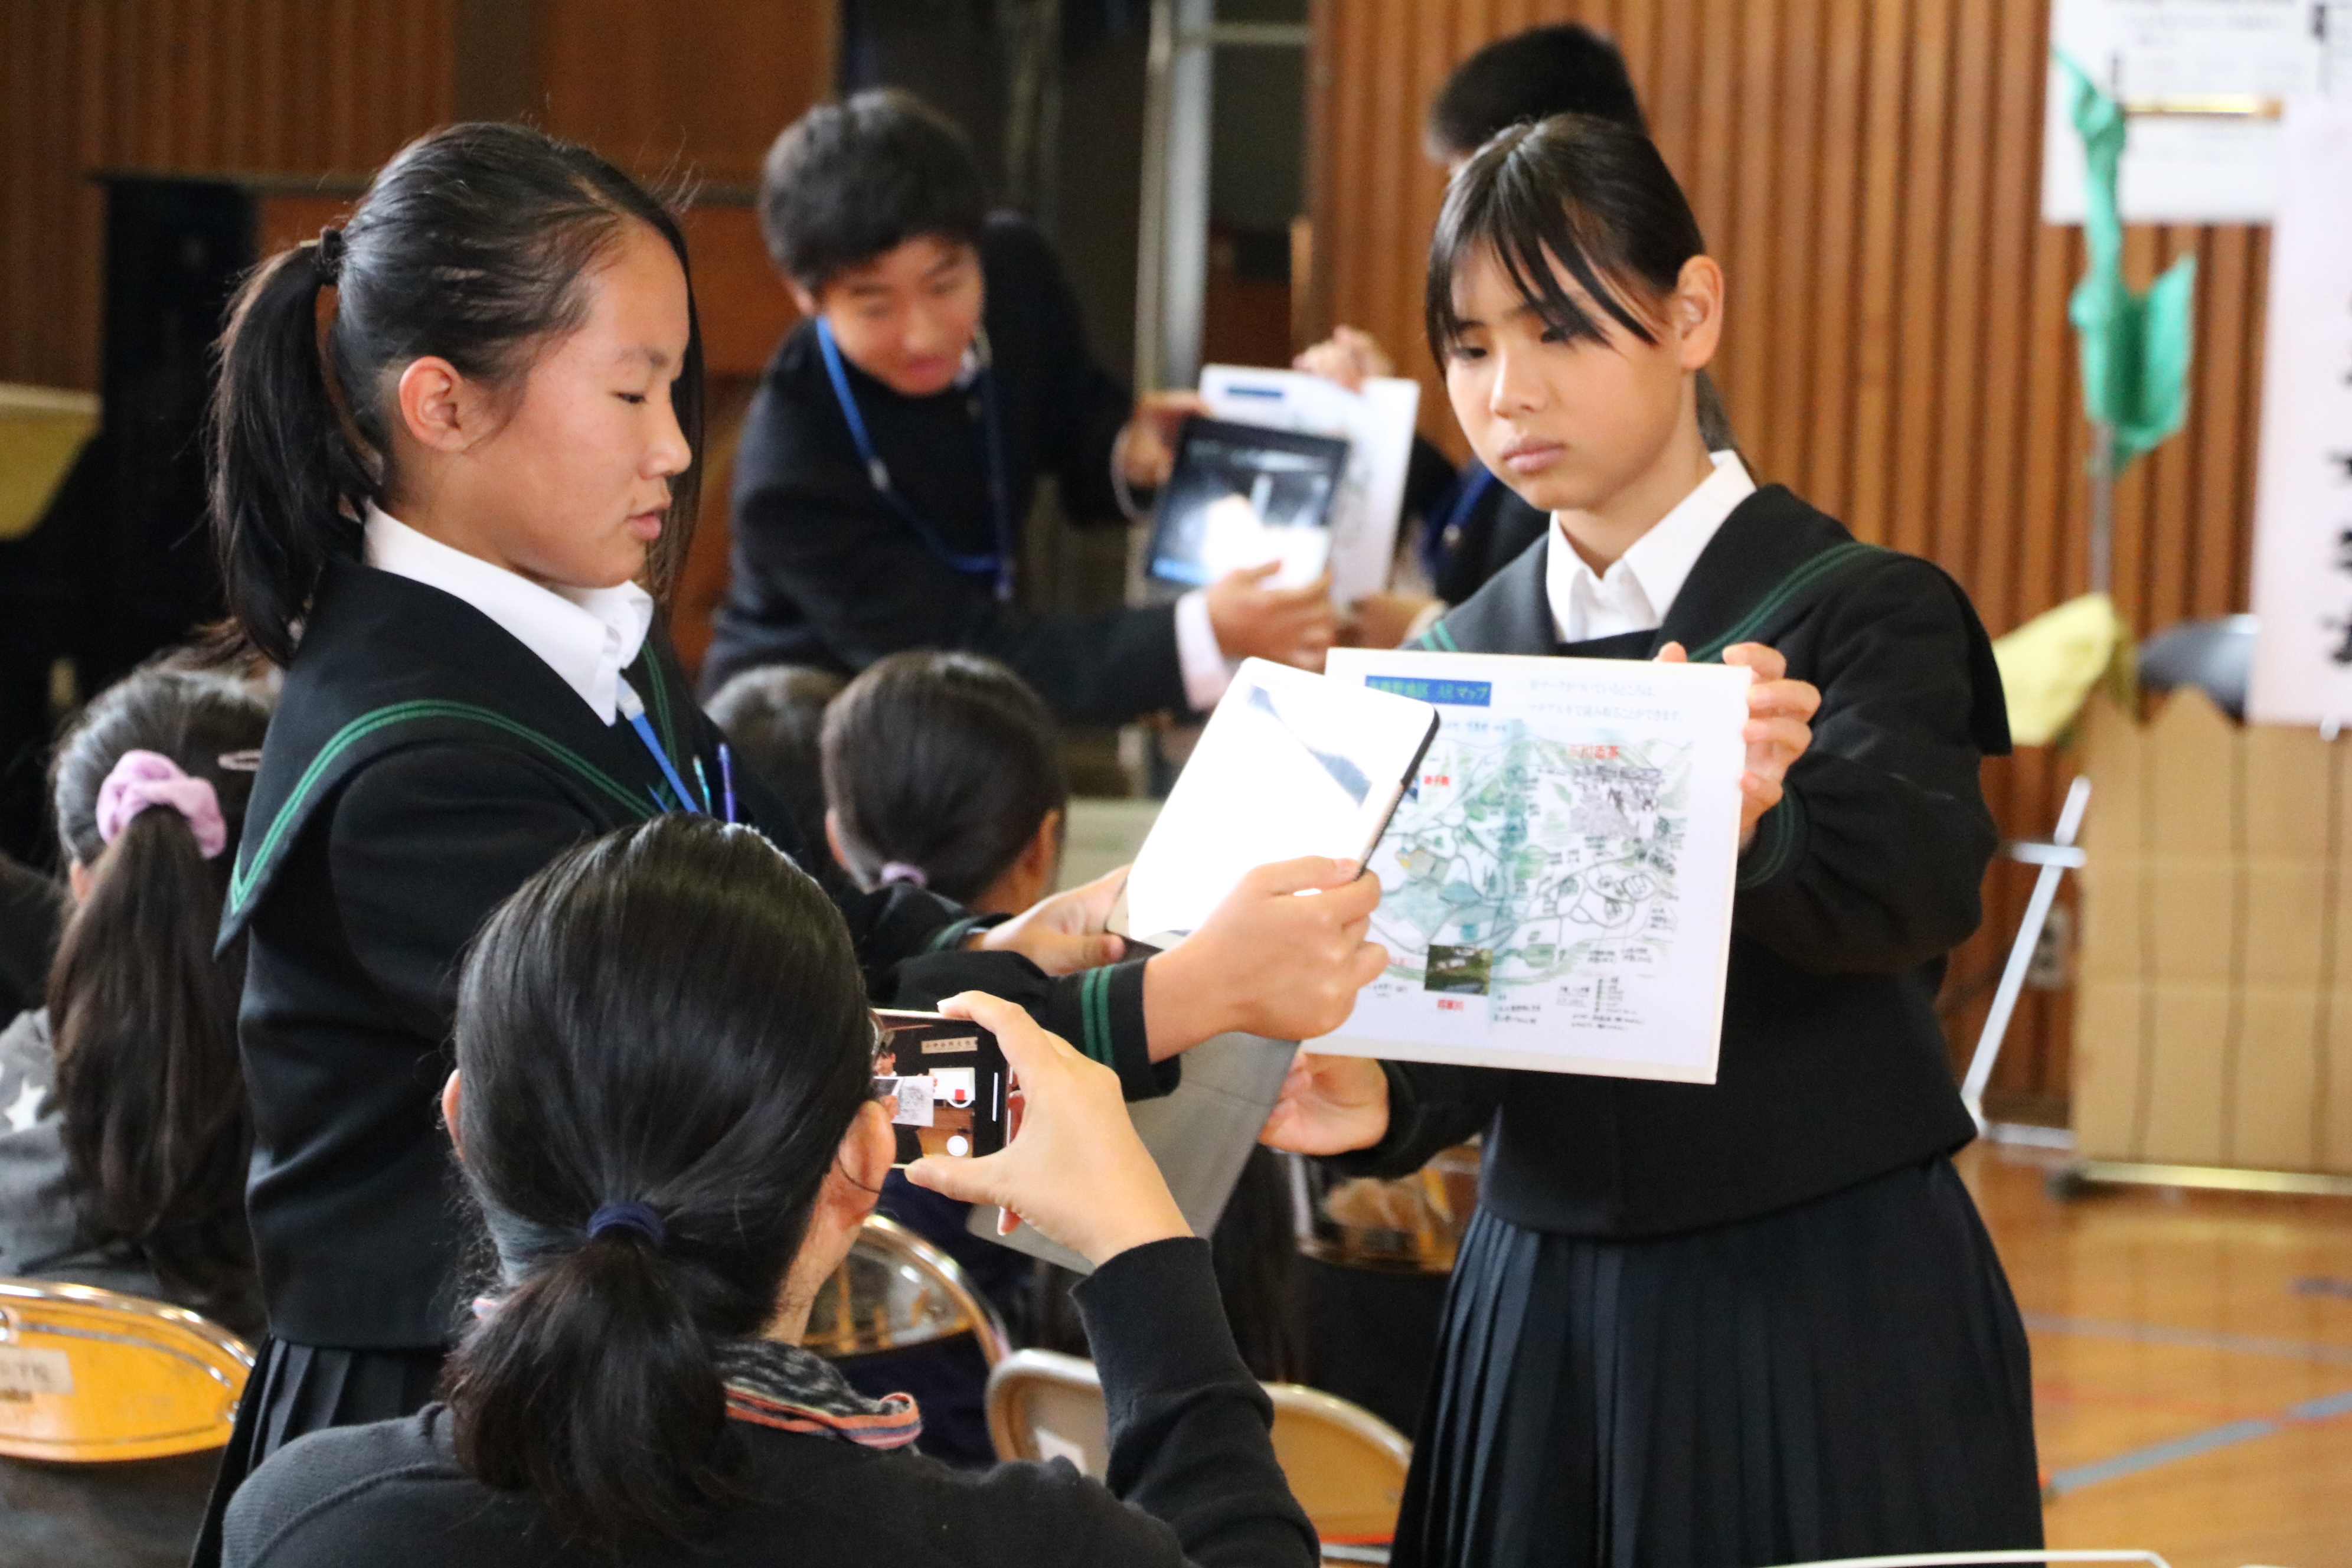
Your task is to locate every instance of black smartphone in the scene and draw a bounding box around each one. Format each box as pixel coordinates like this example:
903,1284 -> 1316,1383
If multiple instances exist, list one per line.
871,1010 -> 1011,1165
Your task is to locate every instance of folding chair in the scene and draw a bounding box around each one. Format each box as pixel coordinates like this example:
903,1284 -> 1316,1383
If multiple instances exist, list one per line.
985,1348 -> 1413,1557
802,1213 -> 1011,1365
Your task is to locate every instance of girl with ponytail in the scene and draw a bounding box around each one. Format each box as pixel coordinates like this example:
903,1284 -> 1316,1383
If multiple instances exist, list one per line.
199,119 -> 1383,1557
0,666 -> 270,1333
221,816 -> 1316,1567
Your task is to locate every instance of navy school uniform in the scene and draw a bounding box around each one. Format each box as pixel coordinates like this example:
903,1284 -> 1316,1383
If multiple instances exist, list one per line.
707,214 -> 1190,726
194,557 -> 1171,1554
1337,484 -> 2043,1567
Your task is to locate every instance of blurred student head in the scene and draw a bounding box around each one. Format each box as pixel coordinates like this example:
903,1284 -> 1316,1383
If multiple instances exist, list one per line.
759,89 -> 989,398
209,122 -> 704,667
820,652 -> 1066,916
439,815 -> 889,1552
705,664 -> 847,863
45,665 -> 273,1328
1425,25 -> 1733,453
1428,24 -> 1645,169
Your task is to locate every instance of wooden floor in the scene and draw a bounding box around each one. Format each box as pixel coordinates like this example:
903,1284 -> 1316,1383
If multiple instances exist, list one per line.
1962,1141 -> 2352,1567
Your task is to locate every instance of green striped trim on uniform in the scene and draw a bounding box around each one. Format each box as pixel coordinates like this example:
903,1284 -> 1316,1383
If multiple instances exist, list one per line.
923,916 -> 987,954
1735,787 -> 1807,889
1407,620 -> 1459,652
1077,966 -> 1116,1067
1690,542 -> 1887,663
227,700 -> 655,920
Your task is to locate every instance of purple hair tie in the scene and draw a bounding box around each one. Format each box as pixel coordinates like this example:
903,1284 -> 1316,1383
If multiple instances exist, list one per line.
877,862 -> 929,890
94,750 -> 227,860
586,1201 -> 665,1249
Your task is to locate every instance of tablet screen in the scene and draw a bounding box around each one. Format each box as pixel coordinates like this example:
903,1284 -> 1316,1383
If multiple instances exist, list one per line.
1145,417 -> 1351,592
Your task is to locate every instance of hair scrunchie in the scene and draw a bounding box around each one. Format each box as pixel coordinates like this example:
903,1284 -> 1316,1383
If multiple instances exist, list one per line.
314,226 -> 346,284
876,862 -> 929,890
586,1201 -> 666,1249
94,750 -> 227,860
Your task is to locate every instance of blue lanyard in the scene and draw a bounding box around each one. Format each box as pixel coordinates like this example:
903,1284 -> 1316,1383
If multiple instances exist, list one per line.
1421,462 -> 1500,583
815,317 -> 1017,603
617,677 -> 724,819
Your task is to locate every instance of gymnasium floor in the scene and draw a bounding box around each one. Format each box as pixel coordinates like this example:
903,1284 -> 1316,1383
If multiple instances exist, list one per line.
1964,1142 -> 2352,1566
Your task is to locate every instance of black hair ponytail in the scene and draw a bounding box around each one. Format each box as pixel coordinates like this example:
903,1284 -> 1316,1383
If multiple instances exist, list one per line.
208,122 -> 707,666
47,668 -> 272,1331
442,816 -> 873,1550
819,651 -> 1067,906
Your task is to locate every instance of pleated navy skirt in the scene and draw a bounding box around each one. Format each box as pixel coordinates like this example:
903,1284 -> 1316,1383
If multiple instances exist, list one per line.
188,1338 -> 446,1567
1398,1157 -> 2041,1568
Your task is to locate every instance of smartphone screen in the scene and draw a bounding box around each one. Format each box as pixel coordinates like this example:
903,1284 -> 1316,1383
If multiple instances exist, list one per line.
871,1010 -> 1010,1165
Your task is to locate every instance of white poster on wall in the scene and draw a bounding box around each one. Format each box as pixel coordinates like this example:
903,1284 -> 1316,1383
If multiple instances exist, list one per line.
2040,0 -> 2347,224
2245,100 -> 2352,727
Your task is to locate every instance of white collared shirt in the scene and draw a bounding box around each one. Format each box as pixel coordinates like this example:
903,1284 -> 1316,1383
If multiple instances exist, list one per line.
363,504 -> 655,725
1546,452 -> 1755,643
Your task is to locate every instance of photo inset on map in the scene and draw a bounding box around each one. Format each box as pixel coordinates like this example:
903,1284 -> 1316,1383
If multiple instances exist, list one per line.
1425,945 -> 1493,995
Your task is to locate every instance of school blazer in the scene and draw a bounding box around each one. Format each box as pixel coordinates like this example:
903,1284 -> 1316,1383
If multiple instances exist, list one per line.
1337,485 -> 2008,1237
222,561 -> 1167,1349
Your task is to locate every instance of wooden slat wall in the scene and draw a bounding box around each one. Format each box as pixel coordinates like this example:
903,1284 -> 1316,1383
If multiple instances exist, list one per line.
0,0 -> 456,393
1306,0 -> 2271,1110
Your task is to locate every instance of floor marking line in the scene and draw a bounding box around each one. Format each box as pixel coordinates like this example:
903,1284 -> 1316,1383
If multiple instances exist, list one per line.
2044,1384 -> 2352,1496
2020,1312 -> 2352,1367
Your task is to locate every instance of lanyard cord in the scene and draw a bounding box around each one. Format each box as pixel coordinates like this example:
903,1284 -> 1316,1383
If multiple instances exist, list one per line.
815,318 -> 1017,603
616,677 -> 705,815
1420,462 -> 1500,585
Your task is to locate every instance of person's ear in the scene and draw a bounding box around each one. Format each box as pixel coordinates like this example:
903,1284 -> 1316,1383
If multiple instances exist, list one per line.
788,280 -> 821,319
66,860 -> 94,904
824,808 -> 855,879
1021,808 -> 1063,889
1670,256 -> 1725,372
440,1070 -> 464,1161
827,1099 -> 894,1220
394,355 -> 487,454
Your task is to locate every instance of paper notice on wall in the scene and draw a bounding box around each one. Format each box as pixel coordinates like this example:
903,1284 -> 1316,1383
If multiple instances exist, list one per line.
1199,365 -> 1420,607
2247,100 -> 2352,726
1310,649 -> 1750,1083
2040,0 -> 2351,224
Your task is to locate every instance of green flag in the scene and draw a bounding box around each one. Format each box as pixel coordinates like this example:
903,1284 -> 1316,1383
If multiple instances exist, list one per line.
2060,52 -> 2196,469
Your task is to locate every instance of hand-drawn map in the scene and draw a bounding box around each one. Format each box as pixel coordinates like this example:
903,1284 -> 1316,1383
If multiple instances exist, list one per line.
1315,649 -> 1753,1082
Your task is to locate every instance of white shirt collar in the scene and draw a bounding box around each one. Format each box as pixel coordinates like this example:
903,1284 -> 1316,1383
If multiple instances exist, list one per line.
1546,451 -> 1756,644
362,504 -> 655,724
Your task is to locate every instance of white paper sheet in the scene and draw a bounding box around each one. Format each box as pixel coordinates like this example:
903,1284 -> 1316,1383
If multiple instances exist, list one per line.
1116,658 -> 1437,942
2246,99 -> 2352,725
1198,365 -> 1422,607
1312,649 -> 1751,1083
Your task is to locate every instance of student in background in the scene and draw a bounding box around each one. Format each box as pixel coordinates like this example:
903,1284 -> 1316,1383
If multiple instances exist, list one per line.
705,664 -> 846,884
1314,23 -> 1739,645
1265,116 -> 2033,1566
0,667 -> 268,1333
707,89 -> 1335,724
195,121 -> 1385,1554
820,650 -> 1065,914
815,649 -> 1069,1460
221,816 -> 1318,1568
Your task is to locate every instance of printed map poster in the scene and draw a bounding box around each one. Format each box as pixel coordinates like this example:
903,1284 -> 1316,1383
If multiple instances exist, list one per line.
1313,650 -> 1750,1083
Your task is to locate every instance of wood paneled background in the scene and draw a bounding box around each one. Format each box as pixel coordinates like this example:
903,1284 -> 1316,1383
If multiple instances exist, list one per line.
0,0 -> 838,669
1305,0 -> 2270,1115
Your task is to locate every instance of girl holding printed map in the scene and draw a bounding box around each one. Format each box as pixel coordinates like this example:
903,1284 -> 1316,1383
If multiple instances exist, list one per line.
1262,115 -> 2031,1566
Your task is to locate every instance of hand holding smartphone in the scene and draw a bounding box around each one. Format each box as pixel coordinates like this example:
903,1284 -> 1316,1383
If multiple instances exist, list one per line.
901,992 -> 1191,1269
872,1010 -> 1013,1164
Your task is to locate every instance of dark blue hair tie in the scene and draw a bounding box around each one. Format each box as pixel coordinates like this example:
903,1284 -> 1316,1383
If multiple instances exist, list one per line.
586,1201 -> 665,1248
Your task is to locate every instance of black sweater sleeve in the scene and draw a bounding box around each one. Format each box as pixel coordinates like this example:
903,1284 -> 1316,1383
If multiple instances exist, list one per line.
1074,1237 -> 1319,1567
1729,556 -> 1999,973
